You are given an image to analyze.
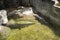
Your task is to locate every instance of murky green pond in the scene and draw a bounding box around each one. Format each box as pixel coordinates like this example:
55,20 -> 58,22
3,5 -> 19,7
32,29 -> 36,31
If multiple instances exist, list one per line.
0,13 -> 60,40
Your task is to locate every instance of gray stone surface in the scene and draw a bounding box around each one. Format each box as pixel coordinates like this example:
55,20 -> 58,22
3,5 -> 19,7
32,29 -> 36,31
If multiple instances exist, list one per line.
28,0 -> 60,27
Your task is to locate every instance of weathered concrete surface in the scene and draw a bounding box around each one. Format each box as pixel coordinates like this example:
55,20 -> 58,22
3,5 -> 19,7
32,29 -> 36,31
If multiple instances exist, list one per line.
28,0 -> 60,27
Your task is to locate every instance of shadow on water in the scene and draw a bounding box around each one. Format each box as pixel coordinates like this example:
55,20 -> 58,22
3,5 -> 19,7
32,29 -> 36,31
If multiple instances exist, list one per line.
7,23 -> 35,29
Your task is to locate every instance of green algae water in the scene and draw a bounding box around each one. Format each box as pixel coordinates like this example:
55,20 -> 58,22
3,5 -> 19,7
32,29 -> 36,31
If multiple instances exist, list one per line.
0,11 -> 60,40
